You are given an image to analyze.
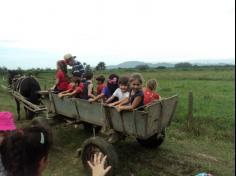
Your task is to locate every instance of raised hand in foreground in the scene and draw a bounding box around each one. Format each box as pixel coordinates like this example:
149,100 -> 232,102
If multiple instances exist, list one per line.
88,152 -> 112,176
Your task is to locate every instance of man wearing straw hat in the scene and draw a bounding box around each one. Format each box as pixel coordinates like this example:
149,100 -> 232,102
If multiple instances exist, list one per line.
63,53 -> 85,79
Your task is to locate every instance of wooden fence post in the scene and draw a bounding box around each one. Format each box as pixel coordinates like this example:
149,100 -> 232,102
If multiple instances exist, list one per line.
187,91 -> 193,126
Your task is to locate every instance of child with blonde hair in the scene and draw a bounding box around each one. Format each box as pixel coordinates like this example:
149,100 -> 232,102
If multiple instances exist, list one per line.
144,79 -> 161,105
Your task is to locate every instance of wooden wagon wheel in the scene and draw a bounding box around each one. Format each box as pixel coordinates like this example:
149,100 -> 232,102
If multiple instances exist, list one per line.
81,137 -> 119,176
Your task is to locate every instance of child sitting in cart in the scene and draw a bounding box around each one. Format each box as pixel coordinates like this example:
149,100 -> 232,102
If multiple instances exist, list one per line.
51,60 -> 69,93
106,76 -> 130,106
80,71 -> 96,100
58,77 -> 84,99
95,75 -> 106,96
144,79 -> 161,105
108,73 -> 144,143
89,74 -> 119,103
115,73 -> 144,112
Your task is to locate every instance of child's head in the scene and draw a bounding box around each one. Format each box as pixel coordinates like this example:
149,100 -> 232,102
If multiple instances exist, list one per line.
57,60 -> 67,73
74,79 -> 81,86
119,76 -> 129,93
0,112 -> 16,144
107,74 -> 119,94
71,77 -> 81,86
146,79 -> 158,91
96,75 -> 105,85
129,73 -> 144,91
0,126 -> 53,176
84,71 -> 93,81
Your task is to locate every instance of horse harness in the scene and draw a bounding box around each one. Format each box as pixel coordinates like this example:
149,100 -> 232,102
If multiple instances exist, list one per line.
13,76 -> 27,93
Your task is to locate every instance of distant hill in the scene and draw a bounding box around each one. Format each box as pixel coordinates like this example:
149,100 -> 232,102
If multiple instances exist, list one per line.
107,61 -> 175,69
108,61 -> 148,69
107,59 -> 235,69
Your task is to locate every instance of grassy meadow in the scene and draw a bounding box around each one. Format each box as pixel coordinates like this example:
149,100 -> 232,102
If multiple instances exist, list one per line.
0,67 -> 235,176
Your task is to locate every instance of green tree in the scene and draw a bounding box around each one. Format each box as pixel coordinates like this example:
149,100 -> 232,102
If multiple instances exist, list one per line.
96,62 -> 106,71
175,62 -> 193,68
85,64 -> 92,72
136,64 -> 150,71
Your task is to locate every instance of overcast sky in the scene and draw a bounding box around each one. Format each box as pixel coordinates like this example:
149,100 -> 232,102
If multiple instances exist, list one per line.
0,0 -> 235,69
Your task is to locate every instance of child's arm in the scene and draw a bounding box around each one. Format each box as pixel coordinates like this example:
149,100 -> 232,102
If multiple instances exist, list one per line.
51,78 -> 59,90
59,89 -> 77,98
89,93 -> 105,102
116,96 -> 142,112
88,84 -> 96,99
62,89 -> 72,94
117,97 -> 129,106
58,89 -> 74,98
105,95 -> 116,104
108,97 -> 129,107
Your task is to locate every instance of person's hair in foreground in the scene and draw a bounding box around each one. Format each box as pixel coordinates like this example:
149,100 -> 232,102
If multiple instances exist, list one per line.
0,112 -> 17,176
0,126 -> 53,176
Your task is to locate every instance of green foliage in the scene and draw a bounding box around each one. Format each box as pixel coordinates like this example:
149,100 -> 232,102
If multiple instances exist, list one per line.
135,64 -> 150,71
95,62 -> 106,71
175,62 -> 193,68
156,66 -> 167,69
0,66 -> 8,75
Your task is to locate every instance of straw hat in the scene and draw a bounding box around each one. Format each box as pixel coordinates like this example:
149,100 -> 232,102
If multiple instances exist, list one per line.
63,53 -> 76,61
0,112 -> 16,131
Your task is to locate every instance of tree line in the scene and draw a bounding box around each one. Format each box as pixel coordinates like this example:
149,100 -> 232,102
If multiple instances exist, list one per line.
1,61 -> 234,76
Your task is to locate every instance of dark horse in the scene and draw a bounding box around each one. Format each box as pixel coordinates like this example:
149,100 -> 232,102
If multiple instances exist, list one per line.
8,70 -> 41,120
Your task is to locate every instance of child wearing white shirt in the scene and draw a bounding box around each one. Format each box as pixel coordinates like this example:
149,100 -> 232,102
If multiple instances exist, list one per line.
106,76 -> 130,106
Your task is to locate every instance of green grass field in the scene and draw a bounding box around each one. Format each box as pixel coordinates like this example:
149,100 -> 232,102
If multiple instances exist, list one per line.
0,67 -> 235,176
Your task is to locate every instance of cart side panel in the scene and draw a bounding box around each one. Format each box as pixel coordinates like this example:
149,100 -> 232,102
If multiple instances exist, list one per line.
134,111 -> 149,138
160,95 -> 178,128
144,101 -> 162,135
75,100 -> 105,126
120,111 -> 136,135
51,94 -> 78,118
109,108 -> 148,138
109,108 -> 123,132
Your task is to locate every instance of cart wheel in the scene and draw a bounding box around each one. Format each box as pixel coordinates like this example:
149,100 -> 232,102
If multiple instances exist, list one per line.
81,136 -> 119,176
83,122 -> 102,134
137,130 -> 165,148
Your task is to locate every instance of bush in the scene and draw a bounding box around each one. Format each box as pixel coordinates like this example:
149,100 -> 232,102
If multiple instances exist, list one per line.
175,62 -> 193,68
136,64 -> 150,71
